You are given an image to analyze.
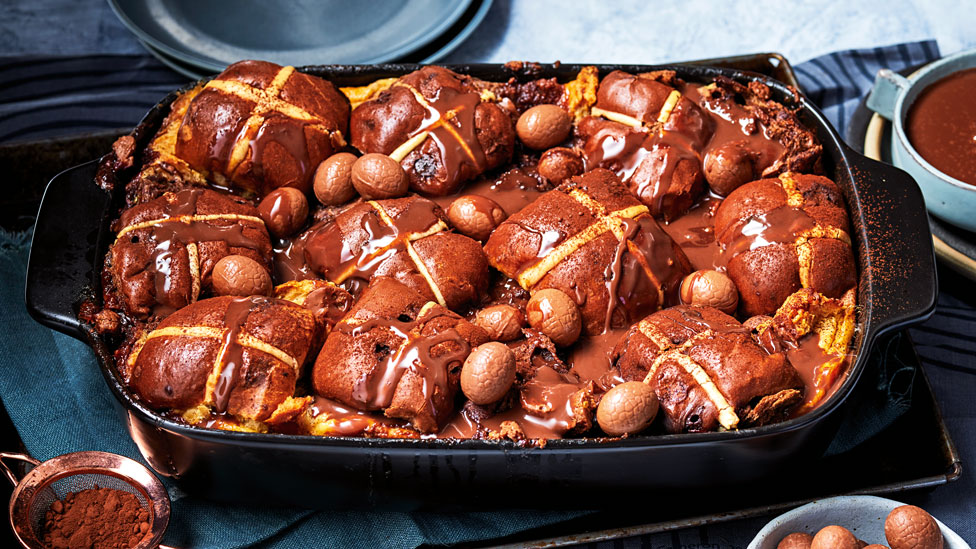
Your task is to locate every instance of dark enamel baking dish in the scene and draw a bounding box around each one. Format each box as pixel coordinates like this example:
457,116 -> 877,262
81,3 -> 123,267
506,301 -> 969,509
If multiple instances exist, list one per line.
25,62 -> 937,510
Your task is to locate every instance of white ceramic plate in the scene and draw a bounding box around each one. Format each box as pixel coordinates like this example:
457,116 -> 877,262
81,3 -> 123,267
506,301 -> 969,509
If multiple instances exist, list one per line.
749,495 -> 970,548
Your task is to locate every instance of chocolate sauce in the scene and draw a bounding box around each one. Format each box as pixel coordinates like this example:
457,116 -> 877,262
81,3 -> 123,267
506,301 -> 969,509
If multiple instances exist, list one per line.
568,329 -> 627,391
483,366 -> 584,439
585,128 -> 651,181
411,86 -> 486,186
302,286 -> 351,326
785,333 -> 850,408
661,195 -> 726,271
721,206 -> 817,259
213,296 -> 267,413
684,83 -> 785,172
248,119 -> 312,186
273,228 -> 318,282
141,189 -> 260,315
906,68 -> 976,185
302,198 -> 441,286
603,217 -> 641,331
430,168 -> 550,217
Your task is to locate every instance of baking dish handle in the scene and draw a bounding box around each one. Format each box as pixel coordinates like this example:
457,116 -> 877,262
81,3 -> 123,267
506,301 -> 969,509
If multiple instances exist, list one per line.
846,149 -> 938,336
26,161 -> 109,340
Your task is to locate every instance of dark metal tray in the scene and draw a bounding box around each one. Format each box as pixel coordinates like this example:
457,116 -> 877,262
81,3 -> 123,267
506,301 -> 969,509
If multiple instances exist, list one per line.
22,54 -> 939,510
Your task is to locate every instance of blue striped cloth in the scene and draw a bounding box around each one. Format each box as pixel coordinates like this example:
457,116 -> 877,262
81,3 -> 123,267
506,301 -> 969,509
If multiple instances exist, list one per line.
1,40 -> 974,547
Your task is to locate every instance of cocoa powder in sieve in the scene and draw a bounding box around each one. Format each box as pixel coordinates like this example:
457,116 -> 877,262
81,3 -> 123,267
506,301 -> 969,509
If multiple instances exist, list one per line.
41,486 -> 150,549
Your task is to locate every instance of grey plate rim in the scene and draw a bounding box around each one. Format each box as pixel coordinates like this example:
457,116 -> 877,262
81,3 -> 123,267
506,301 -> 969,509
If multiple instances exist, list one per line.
136,0 -> 493,80
108,0 -> 473,70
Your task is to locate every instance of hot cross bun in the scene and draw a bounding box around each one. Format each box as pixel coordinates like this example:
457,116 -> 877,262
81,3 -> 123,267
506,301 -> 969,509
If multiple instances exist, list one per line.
349,66 -> 516,195
312,277 -> 489,433
485,168 -> 692,335
578,70 -> 713,220
126,295 -> 320,427
611,305 -> 803,433
713,172 -> 857,316
107,188 -> 272,319
301,195 -> 489,309
174,60 -> 350,196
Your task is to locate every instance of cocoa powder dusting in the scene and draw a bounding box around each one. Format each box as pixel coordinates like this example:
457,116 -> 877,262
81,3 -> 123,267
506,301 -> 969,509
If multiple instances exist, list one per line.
41,487 -> 150,549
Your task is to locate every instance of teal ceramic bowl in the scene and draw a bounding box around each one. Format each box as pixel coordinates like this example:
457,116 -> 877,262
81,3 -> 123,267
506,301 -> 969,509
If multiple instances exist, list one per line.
867,48 -> 976,232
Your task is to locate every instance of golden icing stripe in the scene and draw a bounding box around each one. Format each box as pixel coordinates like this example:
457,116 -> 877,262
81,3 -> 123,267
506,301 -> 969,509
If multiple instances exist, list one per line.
636,318 -> 673,350
643,330 -> 740,430
778,172 -> 805,208
657,90 -> 682,123
642,332 -> 740,430
367,200 -> 448,306
404,240 -> 447,307
390,131 -> 429,162
132,324 -> 300,408
515,198 -> 649,290
591,107 -> 644,129
388,81 -> 481,167
187,242 -> 200,303
115,214 -> 265,241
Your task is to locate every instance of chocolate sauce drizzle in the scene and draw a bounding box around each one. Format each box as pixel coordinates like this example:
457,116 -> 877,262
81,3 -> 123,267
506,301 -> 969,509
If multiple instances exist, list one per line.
721,206 -> 817,260
299,198 -> 441,290
139,189 -> 261,315
212,296 -> 268,413
410,85 -> 486,185
338,313 -> 470,421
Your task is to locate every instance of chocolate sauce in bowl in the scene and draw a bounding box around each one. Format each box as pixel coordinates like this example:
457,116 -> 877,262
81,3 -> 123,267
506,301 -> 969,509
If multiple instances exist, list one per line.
907,68 -> 976,185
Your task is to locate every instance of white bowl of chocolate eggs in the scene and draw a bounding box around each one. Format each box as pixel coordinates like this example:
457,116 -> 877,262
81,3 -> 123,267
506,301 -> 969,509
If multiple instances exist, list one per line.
749,496 -> 969,549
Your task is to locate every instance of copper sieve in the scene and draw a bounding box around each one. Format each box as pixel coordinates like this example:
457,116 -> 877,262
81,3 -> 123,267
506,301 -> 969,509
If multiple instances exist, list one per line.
1,450 -> 170,549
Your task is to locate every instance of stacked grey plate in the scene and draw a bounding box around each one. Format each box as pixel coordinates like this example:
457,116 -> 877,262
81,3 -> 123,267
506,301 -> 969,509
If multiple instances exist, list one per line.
108,0 -> 493,78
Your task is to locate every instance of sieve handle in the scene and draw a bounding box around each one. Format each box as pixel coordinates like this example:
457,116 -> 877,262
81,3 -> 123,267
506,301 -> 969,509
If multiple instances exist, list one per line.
0,452 -> 40,487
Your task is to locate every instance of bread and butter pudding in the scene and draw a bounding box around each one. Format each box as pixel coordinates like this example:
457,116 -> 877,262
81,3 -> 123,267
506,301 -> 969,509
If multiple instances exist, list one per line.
89,60 -> 857,444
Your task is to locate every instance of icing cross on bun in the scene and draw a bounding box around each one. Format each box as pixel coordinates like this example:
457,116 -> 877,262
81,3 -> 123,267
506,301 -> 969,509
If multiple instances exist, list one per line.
714,172 -> 857,316
126,296 -> 320,428
174,60 -> 350,196
302,195 -> 489,309
485,168 -> 692,335
108,188 -> 272,319
349,66 -> 515,195
611,305 -> 803,432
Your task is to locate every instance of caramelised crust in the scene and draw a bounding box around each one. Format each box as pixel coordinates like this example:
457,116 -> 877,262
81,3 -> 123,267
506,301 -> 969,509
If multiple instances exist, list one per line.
126,296 -> 319,424
485,168 -> 692,334
751,287 -> 857,409
174,60 -> 350,196
108,188 -> 272,319
349,66 -> 515,195
301,195 -> 489,309
312,277 -> 489,433
611,305 -> 803,432
107,85 -> 211,206
713,172 -> 857,316
579,70 -> 713,220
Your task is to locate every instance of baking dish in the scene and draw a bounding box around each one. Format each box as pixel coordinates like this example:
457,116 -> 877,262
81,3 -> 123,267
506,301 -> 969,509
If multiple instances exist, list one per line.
25,62 -> 937,509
